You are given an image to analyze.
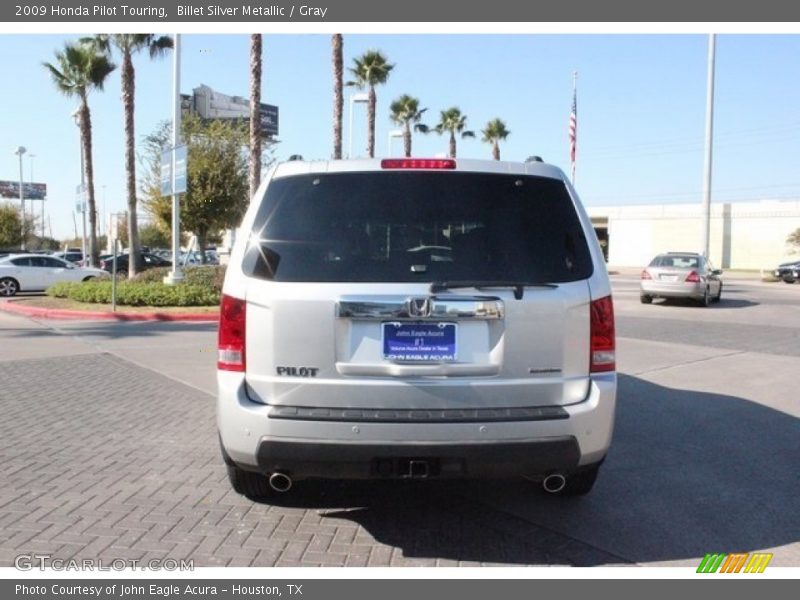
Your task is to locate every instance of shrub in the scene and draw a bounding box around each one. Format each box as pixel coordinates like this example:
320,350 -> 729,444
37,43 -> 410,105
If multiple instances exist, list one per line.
183,265 -> 226,293
46,280 -> 219,307
130,266 -> 171,283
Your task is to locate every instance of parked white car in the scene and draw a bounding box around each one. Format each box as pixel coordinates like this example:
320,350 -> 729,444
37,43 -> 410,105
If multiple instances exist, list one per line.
0,254 -> 107,296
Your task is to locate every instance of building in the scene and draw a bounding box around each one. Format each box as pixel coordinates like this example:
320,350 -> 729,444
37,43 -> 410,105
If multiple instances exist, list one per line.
587,200 -> 800,270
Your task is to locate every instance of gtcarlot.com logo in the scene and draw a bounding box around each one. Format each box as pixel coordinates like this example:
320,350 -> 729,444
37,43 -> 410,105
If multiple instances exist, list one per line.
696,552 -> 773,573
15,554 -> 194,571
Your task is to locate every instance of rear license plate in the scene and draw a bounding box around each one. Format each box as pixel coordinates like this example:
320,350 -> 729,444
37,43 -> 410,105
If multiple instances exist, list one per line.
382,322 -> 457,362
660,274 -> 679,282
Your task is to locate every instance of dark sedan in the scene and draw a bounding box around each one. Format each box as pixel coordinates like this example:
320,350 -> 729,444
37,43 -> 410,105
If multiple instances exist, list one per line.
100,252 -> 172,274
773,260 -> 800,283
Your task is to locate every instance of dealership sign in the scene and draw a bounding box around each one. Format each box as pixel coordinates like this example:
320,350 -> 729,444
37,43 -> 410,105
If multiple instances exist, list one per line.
0,181 -> 47,201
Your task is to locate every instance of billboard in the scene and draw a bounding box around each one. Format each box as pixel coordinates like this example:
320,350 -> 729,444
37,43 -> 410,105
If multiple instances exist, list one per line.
190,84 -> 279,136
0,181 -> 47,201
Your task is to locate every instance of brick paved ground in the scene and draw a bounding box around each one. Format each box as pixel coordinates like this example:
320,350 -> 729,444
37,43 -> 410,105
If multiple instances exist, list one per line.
0,352 -> 625,567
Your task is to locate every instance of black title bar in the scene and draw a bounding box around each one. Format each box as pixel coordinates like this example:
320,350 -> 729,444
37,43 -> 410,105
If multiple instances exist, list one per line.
4,0 -> 800,22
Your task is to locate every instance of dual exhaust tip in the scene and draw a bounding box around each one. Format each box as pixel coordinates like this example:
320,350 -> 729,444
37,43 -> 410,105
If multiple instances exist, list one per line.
268,471 -> 567,494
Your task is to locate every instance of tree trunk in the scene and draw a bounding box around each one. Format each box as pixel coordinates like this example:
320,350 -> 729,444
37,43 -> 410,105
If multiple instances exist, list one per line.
367,85 -> 376,158
79,96 -> 99,268
449,131 -> 457,158
198,230 -> 207,264
332,34 -> 343,159
249,34 -> 262,201
492,140 -> 500,161
404,121 -> 412,157
122,49 -> 141,278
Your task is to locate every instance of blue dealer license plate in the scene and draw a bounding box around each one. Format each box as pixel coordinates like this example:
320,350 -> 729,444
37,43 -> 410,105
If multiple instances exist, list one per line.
382,322 -> 457,362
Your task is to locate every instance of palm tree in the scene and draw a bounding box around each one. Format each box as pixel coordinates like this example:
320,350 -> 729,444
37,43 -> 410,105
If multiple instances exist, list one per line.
347,50 -> 394,158
389,95 -> 427,157
481,118 -> 511,161
88,34 -> 172,276
332,34 -> 344,159
434,107 -> 475,158
43,41 -> 115,268
249,34 -> 262,203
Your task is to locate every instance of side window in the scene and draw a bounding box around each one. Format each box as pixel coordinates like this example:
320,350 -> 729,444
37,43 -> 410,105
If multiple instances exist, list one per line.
43,257 -> 67,268
29,257 -> 48,267
10,257 -> 31,267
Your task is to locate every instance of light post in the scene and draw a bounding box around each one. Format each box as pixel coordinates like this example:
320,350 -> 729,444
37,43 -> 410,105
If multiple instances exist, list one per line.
164,33 -> 184,285
14,146 -> 26,250
72,108 -> 87,263
348,92 -> 368,159
387,129 -> 403,157
700,33 -> 716,261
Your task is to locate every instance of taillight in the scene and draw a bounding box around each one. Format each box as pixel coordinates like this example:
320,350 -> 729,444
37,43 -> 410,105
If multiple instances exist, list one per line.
218,294 -> 246,372
685,271 -> 701,283
640,269 -> 652,280
590,295 -> 615,373
380,158 -> 456,170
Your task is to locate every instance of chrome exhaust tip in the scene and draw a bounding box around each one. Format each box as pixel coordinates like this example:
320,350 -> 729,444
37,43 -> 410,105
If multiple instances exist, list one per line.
542,473 -> 567,493
268,472 -> 293,493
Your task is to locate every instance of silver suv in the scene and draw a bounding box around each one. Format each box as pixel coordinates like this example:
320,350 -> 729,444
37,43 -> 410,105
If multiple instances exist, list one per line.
217,158 -> 616,498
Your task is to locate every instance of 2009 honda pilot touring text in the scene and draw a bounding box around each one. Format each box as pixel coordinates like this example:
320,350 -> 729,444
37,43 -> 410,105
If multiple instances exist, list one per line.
217,157 -> 616,498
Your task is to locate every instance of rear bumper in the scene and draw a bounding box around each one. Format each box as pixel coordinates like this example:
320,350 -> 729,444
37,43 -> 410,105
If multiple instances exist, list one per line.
217,372 -> 616,480
640,280 -> 704,298
253,437 -> 581,479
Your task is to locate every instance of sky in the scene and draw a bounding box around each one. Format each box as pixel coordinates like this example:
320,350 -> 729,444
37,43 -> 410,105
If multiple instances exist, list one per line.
0,33 -> 799,240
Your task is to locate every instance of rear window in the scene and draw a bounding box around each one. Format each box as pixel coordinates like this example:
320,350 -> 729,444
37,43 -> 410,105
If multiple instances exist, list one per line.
650,255 -> 700,269
243,171 -> 593,283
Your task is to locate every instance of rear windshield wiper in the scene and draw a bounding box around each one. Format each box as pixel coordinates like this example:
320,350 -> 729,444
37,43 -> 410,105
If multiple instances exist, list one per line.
430,281 -> 558,300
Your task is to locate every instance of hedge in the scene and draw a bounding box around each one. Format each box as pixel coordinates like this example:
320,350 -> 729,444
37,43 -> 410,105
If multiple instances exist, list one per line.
128,265 -> 226,293
47,280 -> 219,307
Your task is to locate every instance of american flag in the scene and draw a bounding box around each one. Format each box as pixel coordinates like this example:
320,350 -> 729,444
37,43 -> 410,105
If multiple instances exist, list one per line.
569,85 -> 577,183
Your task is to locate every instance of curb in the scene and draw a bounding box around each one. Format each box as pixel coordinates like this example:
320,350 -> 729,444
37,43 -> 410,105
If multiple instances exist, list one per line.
0,299 -> 219,322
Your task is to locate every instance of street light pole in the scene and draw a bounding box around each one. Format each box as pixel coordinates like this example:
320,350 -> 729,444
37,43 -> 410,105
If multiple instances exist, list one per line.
165,33 -> 184,285
700,33 -> 716,261
14,146 -> 26,250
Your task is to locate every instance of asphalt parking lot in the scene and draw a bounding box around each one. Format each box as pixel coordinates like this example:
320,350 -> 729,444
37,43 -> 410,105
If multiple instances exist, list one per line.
0,274 -> 798,567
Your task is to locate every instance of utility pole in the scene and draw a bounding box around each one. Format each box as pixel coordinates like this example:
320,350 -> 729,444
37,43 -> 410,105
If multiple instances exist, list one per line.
700,34 -> 716,260
14,146 -> 26,250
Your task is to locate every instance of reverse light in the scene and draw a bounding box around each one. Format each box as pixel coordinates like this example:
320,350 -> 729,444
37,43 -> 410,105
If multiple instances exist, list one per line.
380,158 -> 456,170
685,271 -> 701,283
590,295 -> 616,373
218,294 -> 246,372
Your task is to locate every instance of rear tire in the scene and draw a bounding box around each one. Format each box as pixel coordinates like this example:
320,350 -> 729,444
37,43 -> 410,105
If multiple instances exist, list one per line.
698,287 -> 711,307
712,282 -> 722,303
640,294 -> 652,304
561,463 -> 601,496
82,276 -> 96,282
226,464 -> 272,499
0,277 -> 19,297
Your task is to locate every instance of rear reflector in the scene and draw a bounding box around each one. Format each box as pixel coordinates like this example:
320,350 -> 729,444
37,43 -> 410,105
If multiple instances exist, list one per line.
380,158 -> 456,170
685,271 -> 701,283
218,294 -> 246,372
590,295 -> 615,373
640,269 -> 652,280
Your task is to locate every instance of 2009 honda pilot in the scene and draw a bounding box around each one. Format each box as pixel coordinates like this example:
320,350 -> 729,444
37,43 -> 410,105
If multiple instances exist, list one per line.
217,157 -> 616,498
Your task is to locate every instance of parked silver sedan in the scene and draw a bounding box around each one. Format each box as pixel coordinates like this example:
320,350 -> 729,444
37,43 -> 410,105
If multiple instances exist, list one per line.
640,252 -> 723,306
